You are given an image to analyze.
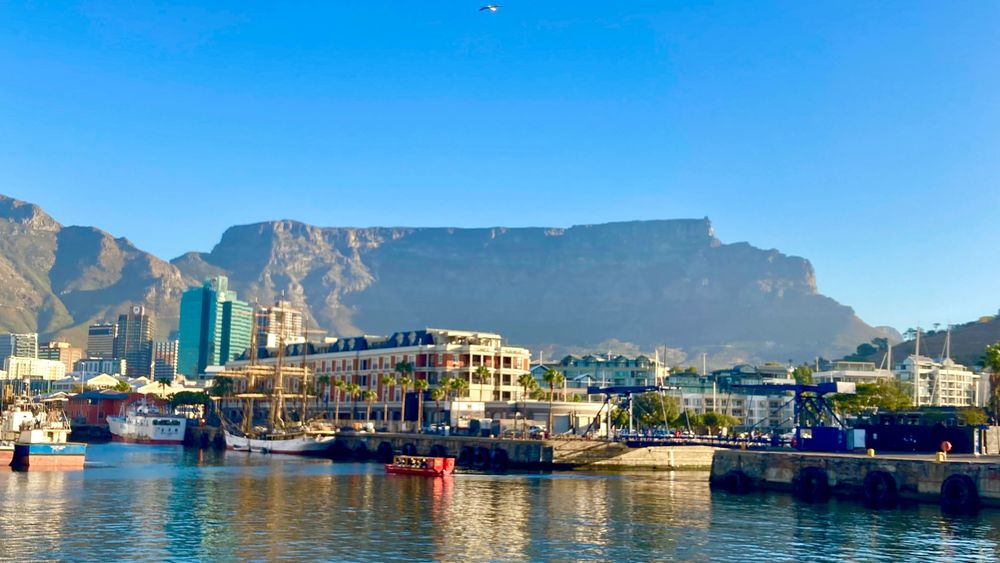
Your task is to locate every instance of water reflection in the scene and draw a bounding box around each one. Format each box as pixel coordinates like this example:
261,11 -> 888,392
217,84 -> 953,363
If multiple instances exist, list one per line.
0,445 -> 998,561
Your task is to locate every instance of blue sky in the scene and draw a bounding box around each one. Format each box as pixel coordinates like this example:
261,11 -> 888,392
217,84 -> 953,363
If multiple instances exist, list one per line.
2,1 -> 998,333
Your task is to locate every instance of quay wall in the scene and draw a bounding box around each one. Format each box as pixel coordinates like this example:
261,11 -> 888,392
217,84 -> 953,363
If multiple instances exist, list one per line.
712,449 -> 1000,509
185,426 -> 713,469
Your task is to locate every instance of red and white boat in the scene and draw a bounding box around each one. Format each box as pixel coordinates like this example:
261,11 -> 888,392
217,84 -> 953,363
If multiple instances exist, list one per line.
385,455 -> 456,477
108,400 -> 187,445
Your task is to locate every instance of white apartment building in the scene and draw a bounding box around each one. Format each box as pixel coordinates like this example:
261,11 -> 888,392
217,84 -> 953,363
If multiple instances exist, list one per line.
2,356 -> 67,381
894,355 -> 981,407
814,361 -> 894,384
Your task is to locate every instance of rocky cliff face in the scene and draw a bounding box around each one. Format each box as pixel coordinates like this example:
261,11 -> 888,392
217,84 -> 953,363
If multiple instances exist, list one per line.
0,195 -> 191,344
171,217 -> 882,364
0,193 -> 882,363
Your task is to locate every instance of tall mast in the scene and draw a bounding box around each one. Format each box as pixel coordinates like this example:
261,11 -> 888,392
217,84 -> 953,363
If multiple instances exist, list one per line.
300,313 -> 309,425
271,307 -> 286,431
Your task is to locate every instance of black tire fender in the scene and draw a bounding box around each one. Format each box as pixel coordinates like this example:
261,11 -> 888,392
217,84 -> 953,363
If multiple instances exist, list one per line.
862,470 -> 897,508
796,467 -> 830,503
940,474 -> 979,513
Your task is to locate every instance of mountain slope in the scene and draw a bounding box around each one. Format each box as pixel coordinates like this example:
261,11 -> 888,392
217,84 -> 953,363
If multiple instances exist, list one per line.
0,192 -> 887,364
172,218 -> 884,364
0,195 -> 191,344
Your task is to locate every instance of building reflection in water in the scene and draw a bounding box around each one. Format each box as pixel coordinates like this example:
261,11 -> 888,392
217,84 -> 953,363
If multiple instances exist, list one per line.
2,445 -> 1000,561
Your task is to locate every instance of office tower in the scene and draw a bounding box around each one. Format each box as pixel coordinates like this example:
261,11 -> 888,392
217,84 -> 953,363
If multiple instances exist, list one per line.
38,341 -> 84,374
152,340 -> 179,381
177,276 -> 254,376
86,323 -> 118,358
257,300 -> 305,348
116,305 -> 154,377
0,333 -> 38,367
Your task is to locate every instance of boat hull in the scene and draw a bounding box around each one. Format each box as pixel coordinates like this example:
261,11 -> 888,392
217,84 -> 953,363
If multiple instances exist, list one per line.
384,465 -> 453,477
0,446 -> 12,466
108,415 -> 187,446
11,442 -> 87,470
224,431 -> 335,455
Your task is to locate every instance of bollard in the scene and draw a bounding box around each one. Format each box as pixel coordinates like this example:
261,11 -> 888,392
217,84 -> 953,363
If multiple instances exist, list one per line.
866,448 -> 875,457
935,451 -> 947,463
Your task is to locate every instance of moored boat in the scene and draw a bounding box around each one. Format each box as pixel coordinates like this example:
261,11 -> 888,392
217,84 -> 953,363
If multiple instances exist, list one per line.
385,455 -> 456,477
223,428 -> 335,455
108,400 -> 188,445
9,398 -> 86,470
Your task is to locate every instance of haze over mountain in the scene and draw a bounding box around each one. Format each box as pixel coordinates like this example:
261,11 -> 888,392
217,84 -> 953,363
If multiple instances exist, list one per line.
1,193 -> 887,365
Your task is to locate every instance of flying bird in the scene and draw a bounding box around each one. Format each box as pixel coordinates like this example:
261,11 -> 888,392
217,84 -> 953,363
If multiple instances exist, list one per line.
479,5 -> 501,12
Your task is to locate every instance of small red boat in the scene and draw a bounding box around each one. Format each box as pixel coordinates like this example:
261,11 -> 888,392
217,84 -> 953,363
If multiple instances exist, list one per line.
385,455 -> 455,477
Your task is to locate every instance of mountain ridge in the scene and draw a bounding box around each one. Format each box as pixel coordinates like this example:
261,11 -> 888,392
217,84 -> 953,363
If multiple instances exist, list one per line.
1,193 -> 883,364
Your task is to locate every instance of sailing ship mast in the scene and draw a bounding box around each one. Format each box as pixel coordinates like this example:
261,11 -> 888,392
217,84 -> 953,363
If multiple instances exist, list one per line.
242,301 -> 260,437
270,307 -> 287,432
300,315 -> 310,425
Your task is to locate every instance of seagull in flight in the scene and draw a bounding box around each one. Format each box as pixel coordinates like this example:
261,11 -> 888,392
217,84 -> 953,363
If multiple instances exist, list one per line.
480,4 -> 501,12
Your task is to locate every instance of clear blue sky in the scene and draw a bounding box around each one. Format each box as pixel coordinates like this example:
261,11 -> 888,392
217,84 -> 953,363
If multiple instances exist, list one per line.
2,2 -> 998,333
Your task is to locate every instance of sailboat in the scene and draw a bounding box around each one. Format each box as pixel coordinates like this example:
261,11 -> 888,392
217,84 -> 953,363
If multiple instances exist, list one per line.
219,308 -> 336,455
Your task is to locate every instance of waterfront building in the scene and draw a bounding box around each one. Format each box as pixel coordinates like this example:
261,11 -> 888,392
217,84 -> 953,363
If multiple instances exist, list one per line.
177,276 -> 254,376
86,322 -> 118,358
38,341 -> 84,374
2,356 -> 66,381
74,358 -> 127,378
115,305 -> 155,377
813,361 -> 894,384
0,333 -> 38,367
152,340 -> 179,381
257,300 -> 305,348
894,355 -> 980,407
533,354 -> 667,398
667,366 -> 797,432
225,328 -> 531,423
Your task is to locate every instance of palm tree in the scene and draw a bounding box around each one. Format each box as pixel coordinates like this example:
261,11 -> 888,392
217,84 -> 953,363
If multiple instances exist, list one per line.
451,377 -> 469,400
414,379 -> 429,430
439,376 -> 454,400
399,375 -> 413,431
543,368 -> 565,437
317,374 -> 331,412
518,373 -> 538,400
395,361 -> 414,430
364,390 -> 377,422
430,387 -> 446,426
380,374 -> 393,424
345,383 -> 361,421
332,379 -> 346,425
474,365 -> 490,384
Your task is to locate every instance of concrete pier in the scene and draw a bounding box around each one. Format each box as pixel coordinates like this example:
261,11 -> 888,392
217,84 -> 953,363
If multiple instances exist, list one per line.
185,426 -> 715,470
711,449 -> 1000,510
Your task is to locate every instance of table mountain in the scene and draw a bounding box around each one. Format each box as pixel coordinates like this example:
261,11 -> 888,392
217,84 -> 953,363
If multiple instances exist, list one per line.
171,218 -> 884,364
1,193 -> 885,364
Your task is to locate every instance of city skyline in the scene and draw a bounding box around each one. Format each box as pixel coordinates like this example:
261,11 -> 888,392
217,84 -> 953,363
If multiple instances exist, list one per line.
3,2 -> 999,332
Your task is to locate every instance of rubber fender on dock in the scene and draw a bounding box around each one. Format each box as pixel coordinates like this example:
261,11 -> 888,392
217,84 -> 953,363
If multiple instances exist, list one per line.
795,467 -> 830,503
862,470 -> 897,509
940,474 -> 979,513
352,441 -> 369,460
490,448 -> 510,472
721,470 -> 752,495
457,446 -> 474,467
375,441 -> 395,463
473,446 -> 491,469
428,444 -> 447,458
401,442 -> 418,456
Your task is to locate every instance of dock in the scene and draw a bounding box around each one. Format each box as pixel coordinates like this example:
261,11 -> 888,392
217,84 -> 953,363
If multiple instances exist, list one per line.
711,449 -> 1000,510
186,426 -> 715,470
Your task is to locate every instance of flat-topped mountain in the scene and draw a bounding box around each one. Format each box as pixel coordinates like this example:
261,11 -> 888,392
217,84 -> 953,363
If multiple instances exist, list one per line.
0,193 -> 884,364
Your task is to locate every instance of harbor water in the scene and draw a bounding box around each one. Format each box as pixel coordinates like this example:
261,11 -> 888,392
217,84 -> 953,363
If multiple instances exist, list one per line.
1,444 -> 999,561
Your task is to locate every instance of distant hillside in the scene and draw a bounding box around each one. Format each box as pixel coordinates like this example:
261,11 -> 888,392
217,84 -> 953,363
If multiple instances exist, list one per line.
0,195 -> 192,344
848,317 -> 1000,368
1,192 -> 888,364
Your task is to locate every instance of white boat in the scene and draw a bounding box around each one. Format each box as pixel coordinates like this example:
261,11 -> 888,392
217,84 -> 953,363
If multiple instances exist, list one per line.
6,398 -> 86,470
108,400 -> 188,445
223,428 -> 335,455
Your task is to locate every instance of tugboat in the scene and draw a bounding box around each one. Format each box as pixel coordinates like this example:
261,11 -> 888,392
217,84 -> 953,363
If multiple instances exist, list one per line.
384,455 -> 456,477
9,398 -> 86,470
108,399 -> 188,445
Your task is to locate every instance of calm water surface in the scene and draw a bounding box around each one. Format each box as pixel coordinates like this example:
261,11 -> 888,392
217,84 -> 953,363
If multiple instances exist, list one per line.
0,444 -> 998,561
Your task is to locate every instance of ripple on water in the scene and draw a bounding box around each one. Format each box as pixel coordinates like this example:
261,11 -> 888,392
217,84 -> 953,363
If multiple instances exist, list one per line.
0,445 -> 998,561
